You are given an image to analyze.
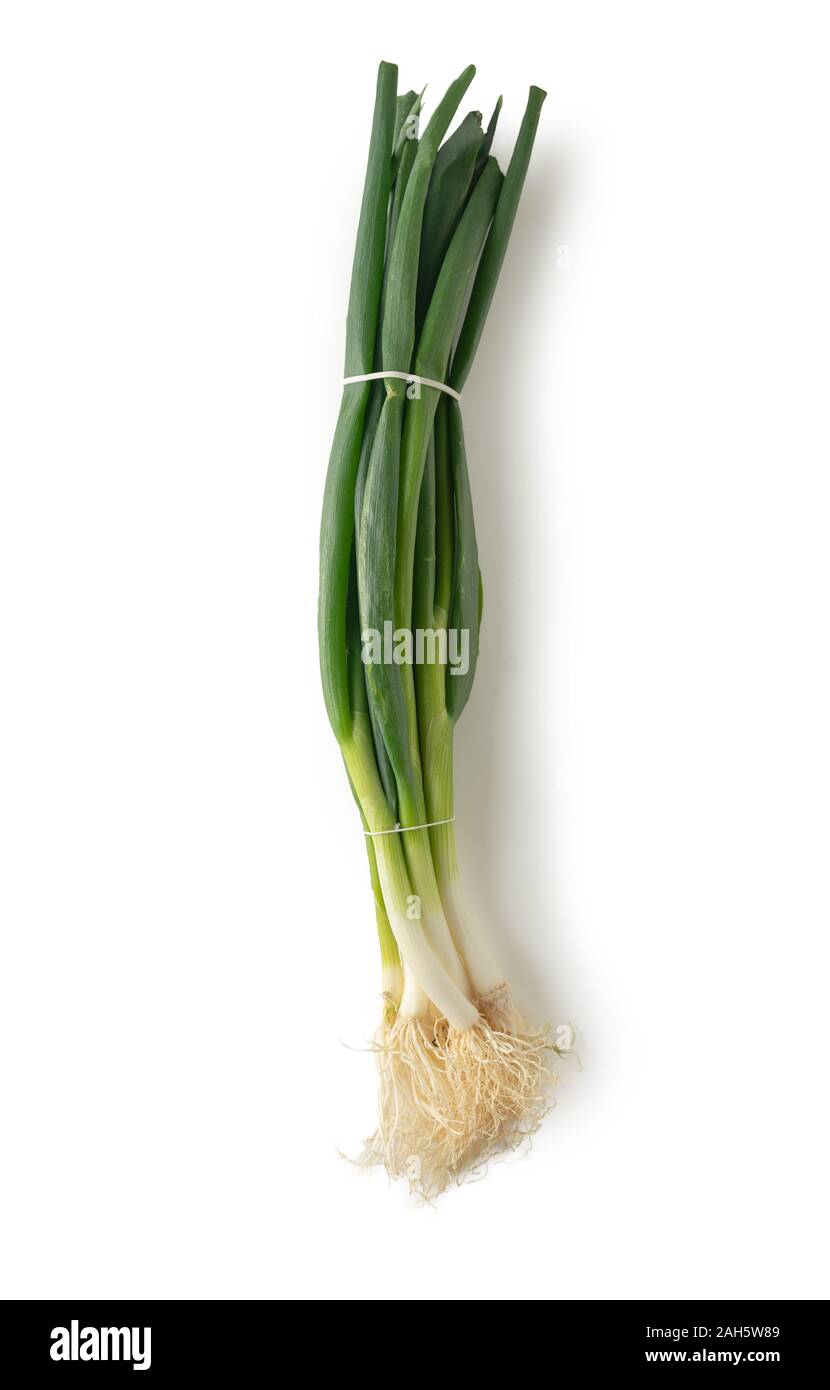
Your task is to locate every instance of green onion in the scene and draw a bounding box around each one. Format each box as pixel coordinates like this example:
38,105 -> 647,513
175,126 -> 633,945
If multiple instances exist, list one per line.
318,62 -> 557,1197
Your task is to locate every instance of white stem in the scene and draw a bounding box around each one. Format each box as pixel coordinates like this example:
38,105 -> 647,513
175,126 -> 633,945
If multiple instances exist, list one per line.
398,962 -> 429,1019
417,890 -> 471,995
381,962 -> 403,1002
439,870 -> 506,999
342,722 -> 478,1031
373,839 -> 478,1030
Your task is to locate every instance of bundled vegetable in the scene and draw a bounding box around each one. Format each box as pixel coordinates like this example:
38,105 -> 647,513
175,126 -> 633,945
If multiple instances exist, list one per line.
319,61 -> 557,1196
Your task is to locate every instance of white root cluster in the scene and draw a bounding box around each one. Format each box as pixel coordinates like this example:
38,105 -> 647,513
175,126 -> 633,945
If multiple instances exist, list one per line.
359,992 -> 558,1199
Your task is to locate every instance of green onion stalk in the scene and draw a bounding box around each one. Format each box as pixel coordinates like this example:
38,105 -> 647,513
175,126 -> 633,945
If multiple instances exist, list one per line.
319,62 -> 555,1196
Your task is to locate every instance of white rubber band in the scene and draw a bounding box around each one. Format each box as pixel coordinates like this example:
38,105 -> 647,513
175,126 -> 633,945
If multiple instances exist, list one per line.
364,816 -> 455,838
343,370 -> 461,403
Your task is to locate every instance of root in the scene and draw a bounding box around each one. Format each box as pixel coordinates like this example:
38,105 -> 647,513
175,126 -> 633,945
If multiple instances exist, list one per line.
356,1004 -> 557,1199
357,1014 -> 458,1198
476,983 -> 527,1033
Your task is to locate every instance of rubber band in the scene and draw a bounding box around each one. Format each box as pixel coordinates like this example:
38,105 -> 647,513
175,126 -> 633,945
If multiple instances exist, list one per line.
343,370 -> 461,403
364,816 -> 455,838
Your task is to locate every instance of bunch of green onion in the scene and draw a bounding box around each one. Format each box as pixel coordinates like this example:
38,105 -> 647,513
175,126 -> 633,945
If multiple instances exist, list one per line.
319,60 -> 554,1195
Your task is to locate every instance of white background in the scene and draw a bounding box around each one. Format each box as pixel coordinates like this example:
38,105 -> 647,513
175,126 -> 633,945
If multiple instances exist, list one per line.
1,1 -> 828,1301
